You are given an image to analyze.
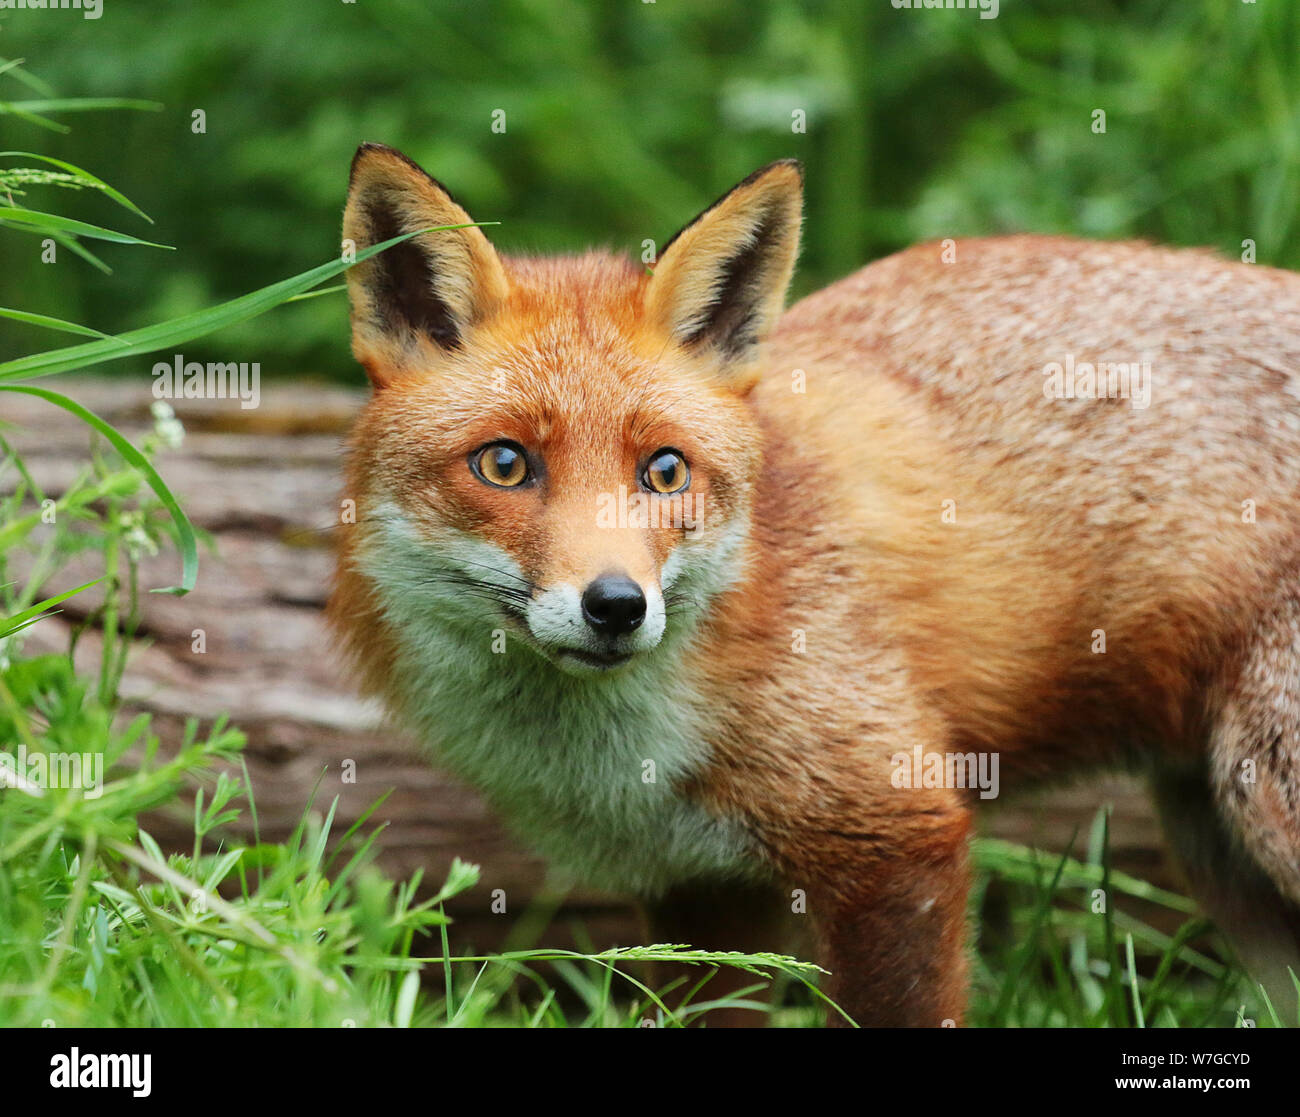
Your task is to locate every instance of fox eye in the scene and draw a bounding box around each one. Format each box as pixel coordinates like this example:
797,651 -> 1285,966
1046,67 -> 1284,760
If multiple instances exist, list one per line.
472,442 -> 530,488
643,448 -> 690,494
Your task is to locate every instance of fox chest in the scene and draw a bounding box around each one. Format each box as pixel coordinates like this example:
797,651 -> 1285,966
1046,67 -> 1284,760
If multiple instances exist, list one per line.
388,645 -> 761,896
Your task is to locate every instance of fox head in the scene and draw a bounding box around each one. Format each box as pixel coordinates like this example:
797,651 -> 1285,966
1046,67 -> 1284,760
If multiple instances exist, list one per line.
339,143 -> 801,676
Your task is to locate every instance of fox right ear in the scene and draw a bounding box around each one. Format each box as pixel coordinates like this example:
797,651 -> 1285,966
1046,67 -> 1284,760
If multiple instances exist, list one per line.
646,160 -> 802,379
343,143 -> 507,385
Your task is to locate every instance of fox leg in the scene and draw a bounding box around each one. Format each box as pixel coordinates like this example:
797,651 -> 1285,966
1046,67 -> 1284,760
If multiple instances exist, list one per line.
1208,587 -> 1300,907
803,813 -> 973,1028
1152,763 -> 1300,1020
700,719 -> 975,1026
1155,586 -> 1300,1016
697,677 -> 975,1027
642,878 -> 795,1027
1149,584 -> 1300,1017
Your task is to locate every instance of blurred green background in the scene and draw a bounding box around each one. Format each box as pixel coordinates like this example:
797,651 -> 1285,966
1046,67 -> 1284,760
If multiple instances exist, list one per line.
2,0 -> 1297,379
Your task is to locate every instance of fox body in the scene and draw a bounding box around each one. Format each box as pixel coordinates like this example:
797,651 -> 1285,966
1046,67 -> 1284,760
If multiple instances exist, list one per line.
330,143 -> 1300,1026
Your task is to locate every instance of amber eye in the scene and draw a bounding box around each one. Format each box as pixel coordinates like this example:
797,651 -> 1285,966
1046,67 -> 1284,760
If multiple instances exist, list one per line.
643,448 -> 690,494
472,442 -> 530,488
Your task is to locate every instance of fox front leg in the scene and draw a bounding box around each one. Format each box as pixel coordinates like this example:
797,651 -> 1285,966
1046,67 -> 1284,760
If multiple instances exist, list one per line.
642,879 -> 798,1027
806,828 -> 972,1027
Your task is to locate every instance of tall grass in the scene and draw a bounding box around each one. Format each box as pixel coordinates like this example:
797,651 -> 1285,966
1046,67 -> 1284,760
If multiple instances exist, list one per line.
0,687 -> 1279,1027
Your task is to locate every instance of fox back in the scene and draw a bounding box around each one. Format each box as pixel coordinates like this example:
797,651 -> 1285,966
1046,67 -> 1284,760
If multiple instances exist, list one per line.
329,144 -> 1300,1025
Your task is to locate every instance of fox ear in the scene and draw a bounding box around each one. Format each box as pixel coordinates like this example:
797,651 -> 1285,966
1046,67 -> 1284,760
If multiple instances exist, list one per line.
343,143 -> 507,384
646,160 -> 802,375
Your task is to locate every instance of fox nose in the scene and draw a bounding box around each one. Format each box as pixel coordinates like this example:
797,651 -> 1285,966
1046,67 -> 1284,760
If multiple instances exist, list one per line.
581,574 -> 646,636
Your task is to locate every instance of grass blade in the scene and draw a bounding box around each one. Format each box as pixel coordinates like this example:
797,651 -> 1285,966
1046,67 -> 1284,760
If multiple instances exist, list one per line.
0,151 -> 152,221
0,224 -> 492,382
0,577 -> 101,639
0,307 -> 114,339
0,206 -> 171,247
0,98 -> 164,115
0,385 -> 198,594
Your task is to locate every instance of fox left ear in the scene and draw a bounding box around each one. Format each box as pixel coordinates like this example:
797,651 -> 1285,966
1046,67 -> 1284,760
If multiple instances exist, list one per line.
646,160 -> 802,376
343,143 -> 508,386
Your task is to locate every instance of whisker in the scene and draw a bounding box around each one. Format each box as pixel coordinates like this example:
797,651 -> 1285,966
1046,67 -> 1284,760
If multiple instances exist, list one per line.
445,556 -> 537,591
421,573 -> 533,602
418,581 -> 528,619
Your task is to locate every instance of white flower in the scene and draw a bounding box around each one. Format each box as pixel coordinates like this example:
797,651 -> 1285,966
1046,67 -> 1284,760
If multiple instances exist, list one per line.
120,511 -> 159,560
150,400 -> 185,449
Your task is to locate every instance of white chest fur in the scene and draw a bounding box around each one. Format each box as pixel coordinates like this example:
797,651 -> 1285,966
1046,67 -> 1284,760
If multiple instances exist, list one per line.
355,511 -> 760,896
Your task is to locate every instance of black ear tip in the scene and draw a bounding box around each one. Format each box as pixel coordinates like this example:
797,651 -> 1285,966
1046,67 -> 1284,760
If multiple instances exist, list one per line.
728,159 -> 804,196
348,143 -> 461,204
349,142 -> 429,183
350,142 -> 399,184
762,158 -> 804,184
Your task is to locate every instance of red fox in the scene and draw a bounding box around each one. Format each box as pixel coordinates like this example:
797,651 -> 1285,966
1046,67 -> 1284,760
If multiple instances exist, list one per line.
329,142 -> 1300,1026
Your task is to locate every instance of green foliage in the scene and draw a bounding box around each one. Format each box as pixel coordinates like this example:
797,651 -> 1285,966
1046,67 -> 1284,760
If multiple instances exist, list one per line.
0,61 -> 484,602
968,828 -> 1289,1028
2,0 -> 1295,376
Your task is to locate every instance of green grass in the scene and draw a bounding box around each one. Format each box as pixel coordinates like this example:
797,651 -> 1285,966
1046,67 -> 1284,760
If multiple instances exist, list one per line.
0,677 -> 1285,1027
0,669 -> 825,1027
968,832 -> 1290,1028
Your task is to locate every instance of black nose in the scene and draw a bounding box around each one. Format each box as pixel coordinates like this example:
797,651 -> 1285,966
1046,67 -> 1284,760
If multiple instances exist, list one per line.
581,574 -> 646,636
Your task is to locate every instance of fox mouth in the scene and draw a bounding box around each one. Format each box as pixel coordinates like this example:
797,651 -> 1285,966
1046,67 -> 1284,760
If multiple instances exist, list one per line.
418,559 -> 664,672
553,646 -> 635,672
